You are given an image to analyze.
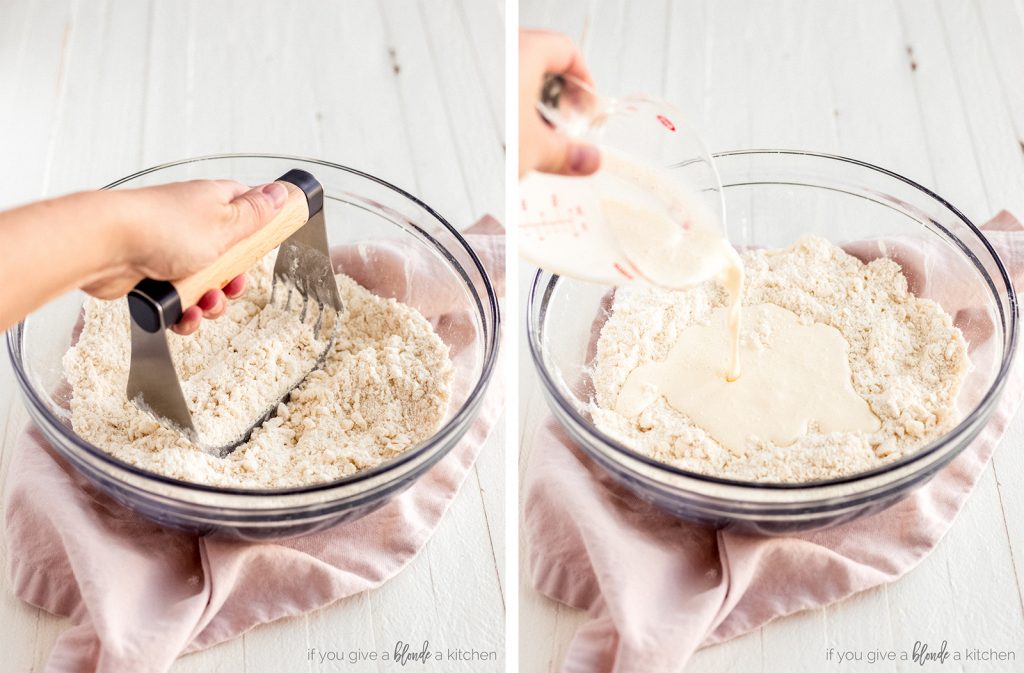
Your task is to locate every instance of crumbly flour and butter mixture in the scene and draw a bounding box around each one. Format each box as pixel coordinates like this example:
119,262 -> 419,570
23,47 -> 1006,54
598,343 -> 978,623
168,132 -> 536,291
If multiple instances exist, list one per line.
591,235 -> 970,483
63,254 -> 454,489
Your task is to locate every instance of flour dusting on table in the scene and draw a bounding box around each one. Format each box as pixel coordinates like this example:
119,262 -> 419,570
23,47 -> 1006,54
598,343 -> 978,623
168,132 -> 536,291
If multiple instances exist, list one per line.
63,254 -> 454,489
591,235 -> 970,483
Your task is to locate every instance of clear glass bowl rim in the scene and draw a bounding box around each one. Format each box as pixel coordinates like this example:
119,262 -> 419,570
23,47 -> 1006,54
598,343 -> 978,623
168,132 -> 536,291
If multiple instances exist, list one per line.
6,153 -> 501,497
527,148 -> 1019,492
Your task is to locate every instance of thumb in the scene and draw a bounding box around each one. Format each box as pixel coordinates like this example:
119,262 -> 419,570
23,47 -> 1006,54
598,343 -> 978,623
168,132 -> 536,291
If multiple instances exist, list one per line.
225,182 -> 289,245
536,136 -> 601,176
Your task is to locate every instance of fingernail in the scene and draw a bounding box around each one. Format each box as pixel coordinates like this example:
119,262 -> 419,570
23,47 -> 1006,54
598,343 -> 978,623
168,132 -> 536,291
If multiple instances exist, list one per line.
568,144 -> 601,174
174,308 -> 200,335
197,291 -> 219,312
223,275 -> 246,298
260,182 -> 288,208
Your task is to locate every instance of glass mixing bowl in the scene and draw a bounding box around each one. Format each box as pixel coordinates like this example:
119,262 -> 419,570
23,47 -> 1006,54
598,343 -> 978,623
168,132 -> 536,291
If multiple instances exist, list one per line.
528,149 -> 1017,534
8,154 -> 500,540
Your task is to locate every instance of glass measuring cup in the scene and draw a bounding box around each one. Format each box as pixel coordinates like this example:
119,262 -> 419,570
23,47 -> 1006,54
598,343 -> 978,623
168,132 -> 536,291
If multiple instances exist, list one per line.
519,74 -> 729,288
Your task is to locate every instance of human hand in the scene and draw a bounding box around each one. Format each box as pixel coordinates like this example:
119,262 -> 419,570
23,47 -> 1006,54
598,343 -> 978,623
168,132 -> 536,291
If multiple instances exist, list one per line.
519,29 -> 601,178
83,180 -> 289,335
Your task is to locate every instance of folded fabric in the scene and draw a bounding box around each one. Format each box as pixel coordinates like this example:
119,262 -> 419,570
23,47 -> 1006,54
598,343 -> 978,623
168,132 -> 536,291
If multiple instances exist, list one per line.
4,218 -> 504,673
523,212 -> 1023,673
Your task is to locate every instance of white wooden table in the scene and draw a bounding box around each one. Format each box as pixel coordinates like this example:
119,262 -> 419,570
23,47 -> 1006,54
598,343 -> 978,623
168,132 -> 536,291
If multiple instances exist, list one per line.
0,1 -> 505,671
519,1 -> 1024,671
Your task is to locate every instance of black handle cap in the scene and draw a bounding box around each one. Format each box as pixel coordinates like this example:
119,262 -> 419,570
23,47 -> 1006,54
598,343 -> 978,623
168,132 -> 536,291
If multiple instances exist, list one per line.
128,279 -> 181,333
277,169 -> 324,216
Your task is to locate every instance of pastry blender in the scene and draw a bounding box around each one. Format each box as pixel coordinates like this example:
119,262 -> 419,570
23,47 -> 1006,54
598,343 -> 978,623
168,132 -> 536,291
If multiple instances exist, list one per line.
126,169 -> 342,457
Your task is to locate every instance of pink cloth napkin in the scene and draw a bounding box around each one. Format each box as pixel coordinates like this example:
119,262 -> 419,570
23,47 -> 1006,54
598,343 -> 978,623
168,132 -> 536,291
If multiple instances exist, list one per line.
524,212 -> 1024,673
4,219 -> 504,673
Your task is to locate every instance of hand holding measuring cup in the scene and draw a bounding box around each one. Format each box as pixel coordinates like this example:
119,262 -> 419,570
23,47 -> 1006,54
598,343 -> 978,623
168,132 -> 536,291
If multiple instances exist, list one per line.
518,29 -> 602,177
519,70 -> 733,290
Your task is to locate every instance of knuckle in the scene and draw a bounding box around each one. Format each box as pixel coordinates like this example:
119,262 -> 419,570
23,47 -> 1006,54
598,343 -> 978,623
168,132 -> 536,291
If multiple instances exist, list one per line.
239,194 -> 269,222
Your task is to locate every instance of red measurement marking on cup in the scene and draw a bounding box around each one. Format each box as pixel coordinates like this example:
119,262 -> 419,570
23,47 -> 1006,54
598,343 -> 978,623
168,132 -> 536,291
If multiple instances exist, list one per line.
522,216 -> 588,240
521,217 -> 578,229
657,115 -> 676,131
522,198 -> 588,239
613,262 -> 635,280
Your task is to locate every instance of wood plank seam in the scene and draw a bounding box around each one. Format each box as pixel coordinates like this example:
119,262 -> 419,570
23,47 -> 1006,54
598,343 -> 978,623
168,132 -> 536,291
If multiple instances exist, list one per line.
474,461 -> 507,607
39,1 -> 78,198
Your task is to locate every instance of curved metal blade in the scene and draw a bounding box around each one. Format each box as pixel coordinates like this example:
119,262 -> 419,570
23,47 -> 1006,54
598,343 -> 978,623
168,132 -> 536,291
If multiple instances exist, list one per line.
127,320 -> 197,439
273,209 -> 343,312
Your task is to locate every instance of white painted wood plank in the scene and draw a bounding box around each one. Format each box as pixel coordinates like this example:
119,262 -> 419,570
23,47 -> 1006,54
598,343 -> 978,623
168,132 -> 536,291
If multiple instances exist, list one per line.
236,614 -> 310,673
41,0 -> 151,195
0,0 -> 77,206
517,577 -> 561,672
975,0 -> 1024,127
422,470 -> 505,671
590,0 -> 671,97
824,0 -> 931,177
30,613 -> 69,671
899,1 -> 1024,653
172,635 -> 246,673
942,0 -> 1024,635
895,0 -> 989,217
697,0 -> 756,154
377,0 -> 476,229
743,0 -> 839,155
302,593 -> 378,673
936,0 -> 1024,217
821,586 -> 895,667
456,0 -> 504,132
690,629 -> 764,673
475,411 -> 508,599
990,405 -> 1024,639
368,539 -> 443,671
0,0 -> 34,112
763,608 -> 828,673
662,0 -> 715,136
548,603 -> 589,672
407,0 -> 505,222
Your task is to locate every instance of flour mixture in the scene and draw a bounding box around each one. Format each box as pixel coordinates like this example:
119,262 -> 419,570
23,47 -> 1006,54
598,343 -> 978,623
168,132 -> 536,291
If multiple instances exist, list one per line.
63,254 -> 454,488
591,235 -> 970,483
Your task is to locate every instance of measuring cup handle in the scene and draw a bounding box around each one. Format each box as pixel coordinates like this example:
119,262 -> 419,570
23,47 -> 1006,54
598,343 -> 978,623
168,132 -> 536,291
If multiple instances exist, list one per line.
537,73 -> 603,135
127,169 -> 324,333
539,73 -> 567,115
